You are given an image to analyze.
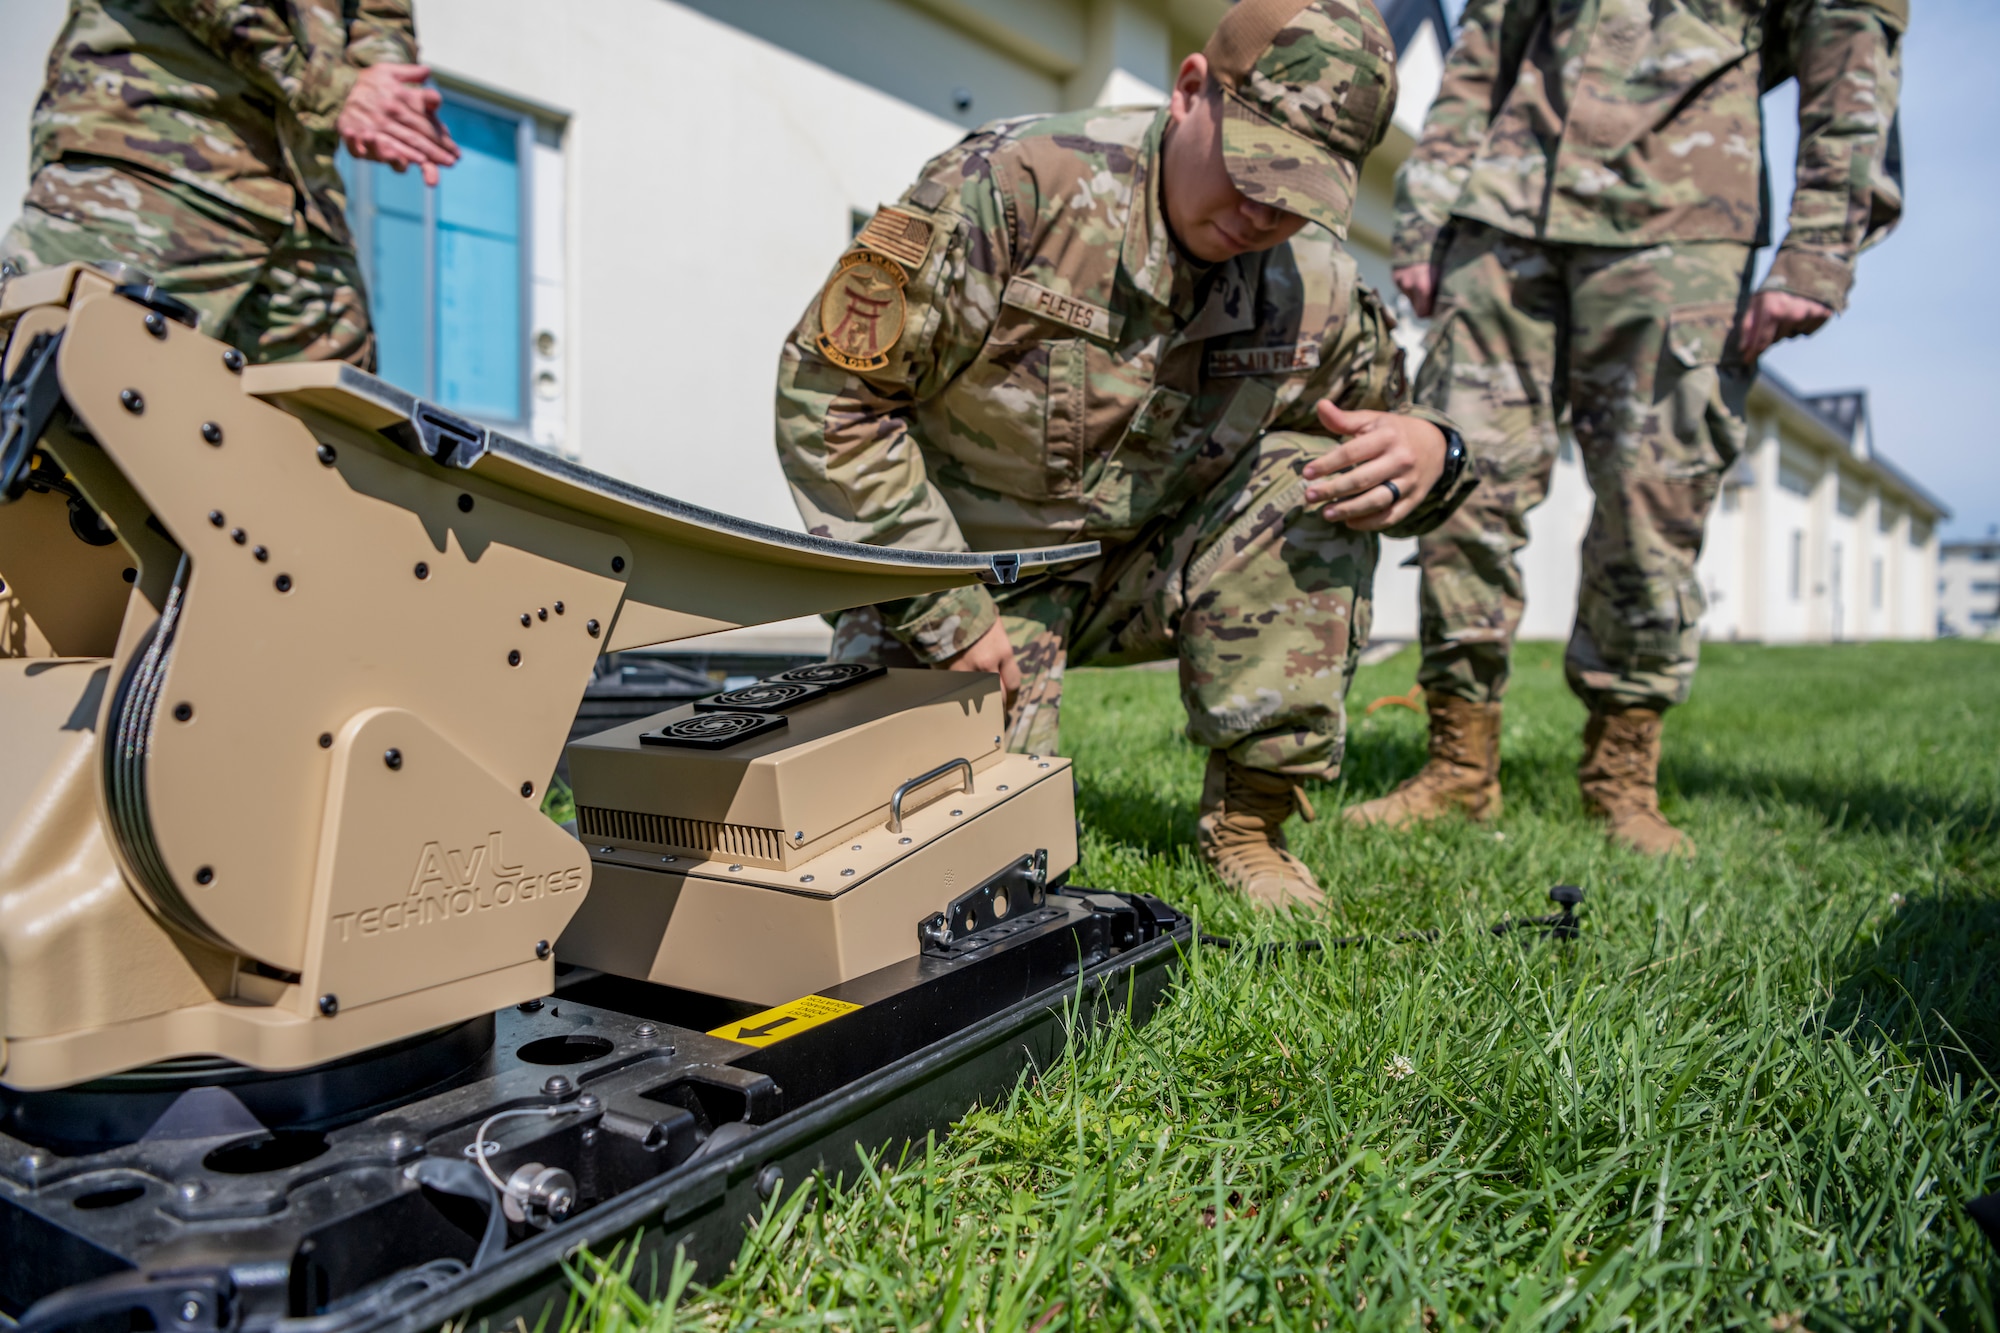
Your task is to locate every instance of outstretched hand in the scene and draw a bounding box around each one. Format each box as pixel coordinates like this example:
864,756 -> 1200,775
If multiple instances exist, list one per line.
338,64 -> 461,187
1302,402 -> 1447,531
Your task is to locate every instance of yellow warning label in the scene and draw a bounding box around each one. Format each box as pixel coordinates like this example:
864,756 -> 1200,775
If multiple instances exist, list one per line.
708,994 -> 862,1048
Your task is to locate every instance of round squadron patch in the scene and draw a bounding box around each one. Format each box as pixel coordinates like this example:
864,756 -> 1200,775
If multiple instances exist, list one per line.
816,250 -> 907,372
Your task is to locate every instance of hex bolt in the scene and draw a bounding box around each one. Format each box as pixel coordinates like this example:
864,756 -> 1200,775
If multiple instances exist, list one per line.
413,562 -> 429,580
253,545 -> 268,562
221,348 -> 245,372
201,422 -> 223,445
194,866 -> 214,885
457,493 -> 474,512
316,443 -> 337,466
208,510 -> 224,526
173,702 -> 193,722
120,388 -> 144,414
611,556 -> 626,573
520,781 -> 535,798
508,649 -> 521,666
274,574 -> 292,592
144,312 -> 168,339
542,1074 -> 574,1098
535,939 -> 551,959
318,993 -> 339,1016
586,619 -> 600,638
384,748 -> 402,770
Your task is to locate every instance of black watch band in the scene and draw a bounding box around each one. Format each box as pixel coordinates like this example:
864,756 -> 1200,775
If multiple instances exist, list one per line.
1425,426 -> 1467,504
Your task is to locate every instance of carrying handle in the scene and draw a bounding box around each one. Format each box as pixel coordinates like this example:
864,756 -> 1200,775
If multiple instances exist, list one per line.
888,757 -> 974,833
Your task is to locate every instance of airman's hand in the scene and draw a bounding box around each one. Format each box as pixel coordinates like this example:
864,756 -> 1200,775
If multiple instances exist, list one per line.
943,617 -> 1021,706
1737,289 -> 1832,363
338,64 -> 461,187
1302,402 -> 1447,531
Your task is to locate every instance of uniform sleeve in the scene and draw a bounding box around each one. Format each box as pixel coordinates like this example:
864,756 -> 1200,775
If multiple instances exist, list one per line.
317,0 -> 421,124
1389,0 -> 1534,270
1270,283 -> 1474,539
1761,0 -> 1906,312
152,0 -> 395,130
775,145 -> 1015,663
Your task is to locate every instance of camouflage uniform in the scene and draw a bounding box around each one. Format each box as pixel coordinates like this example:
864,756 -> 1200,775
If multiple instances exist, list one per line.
0,0 -> 422,368
1392,0 -> 1905,712
780,102 -> 1469,779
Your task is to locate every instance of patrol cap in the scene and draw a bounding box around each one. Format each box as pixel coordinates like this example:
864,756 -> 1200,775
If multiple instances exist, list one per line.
1204,0 -> 1400,238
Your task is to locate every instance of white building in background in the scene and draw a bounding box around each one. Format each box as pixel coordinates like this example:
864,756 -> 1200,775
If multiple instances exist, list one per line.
0,0 -> 1939,648
1939,536 -> 2000,638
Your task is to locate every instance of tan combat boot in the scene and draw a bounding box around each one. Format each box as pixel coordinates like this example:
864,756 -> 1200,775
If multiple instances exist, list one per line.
1344,691 -> 1503,828
1197,752 -> 1325,909
1578,706 -> 1694,857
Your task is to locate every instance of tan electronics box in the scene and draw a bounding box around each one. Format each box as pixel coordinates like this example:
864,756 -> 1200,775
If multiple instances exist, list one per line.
560,666 -> 1077,1004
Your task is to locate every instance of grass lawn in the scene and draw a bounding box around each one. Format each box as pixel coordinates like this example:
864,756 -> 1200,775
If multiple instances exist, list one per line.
567,640 -> 2000,1331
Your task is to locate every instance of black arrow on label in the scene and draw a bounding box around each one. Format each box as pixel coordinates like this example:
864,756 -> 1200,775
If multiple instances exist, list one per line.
736,1015 -> 798,1040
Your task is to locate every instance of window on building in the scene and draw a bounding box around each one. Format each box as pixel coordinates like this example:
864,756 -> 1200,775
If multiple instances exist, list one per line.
1974,581 -> 2000,595
1788,530 -> 1804,601
339,89 -> 565,445
1872,557 -> 1883,610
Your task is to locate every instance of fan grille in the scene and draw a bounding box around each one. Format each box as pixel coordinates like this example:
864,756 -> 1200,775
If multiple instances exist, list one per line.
692,680 -> 826,713
765,662 -> 887,692
638,710 -> 787,749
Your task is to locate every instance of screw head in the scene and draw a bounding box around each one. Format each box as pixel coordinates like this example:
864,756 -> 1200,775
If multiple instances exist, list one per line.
230,527 -> 246,545
800,874 -> 815,884
542,1074 -> 574,1097
194,866 -> 214,885
200,421 -> 223,445
318,993 -> 339,1016
537,607 -> 548,621
518,997 -> 544,1013
177,1180 -> 206,1201
899,836 -> 912,845
634,1022 -> 658,1039
457,493 -> 474,513
178,1296 -> 203,1324
318,732 -> 332,748
222,348 -> 245,372
520,781 -> 534,798
535,939 -> 551,959
384,748 -> 403,770
554,601 -> 565,615
586,619 -> 600,638
274,573 -> 292,592
252,545 -> 268,562
121,567 -> 137,583
520,613 -> 531,627
173,702 -> 193,722
120,388 -> 144,414
840,868 -> 856,877
144,312 -> 167,339
611,556 -> 626,573
507,649 -> 521,666
756,1163 -> 783,1201
208,510 -> 224,527
316,443 -> 337,466
413,561 -> 429,580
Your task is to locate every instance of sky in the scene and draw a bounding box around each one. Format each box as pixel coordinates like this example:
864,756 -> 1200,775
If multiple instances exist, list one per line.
1441,0 -> 2000,541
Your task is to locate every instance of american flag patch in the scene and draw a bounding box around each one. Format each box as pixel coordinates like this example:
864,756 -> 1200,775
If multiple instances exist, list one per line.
1206,344 -> 1322,377
856,206 -> 935,271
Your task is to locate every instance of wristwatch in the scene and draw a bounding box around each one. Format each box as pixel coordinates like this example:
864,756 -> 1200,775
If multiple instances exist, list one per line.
1425,425 -> 1467,504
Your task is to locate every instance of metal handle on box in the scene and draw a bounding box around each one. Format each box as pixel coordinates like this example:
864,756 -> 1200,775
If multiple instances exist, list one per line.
888,757 -> 974,834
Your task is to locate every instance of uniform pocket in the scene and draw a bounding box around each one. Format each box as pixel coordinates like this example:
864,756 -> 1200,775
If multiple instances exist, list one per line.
1043,338 -> 1088,498
1665,302 -> 1738,368
1082,385 -> 1196,531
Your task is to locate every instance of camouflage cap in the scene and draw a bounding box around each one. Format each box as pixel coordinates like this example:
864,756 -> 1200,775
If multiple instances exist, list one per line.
1204,0 -> 1400,238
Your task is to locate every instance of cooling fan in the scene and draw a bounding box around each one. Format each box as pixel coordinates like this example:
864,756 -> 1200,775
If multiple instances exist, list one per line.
638,710 -> 788,748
